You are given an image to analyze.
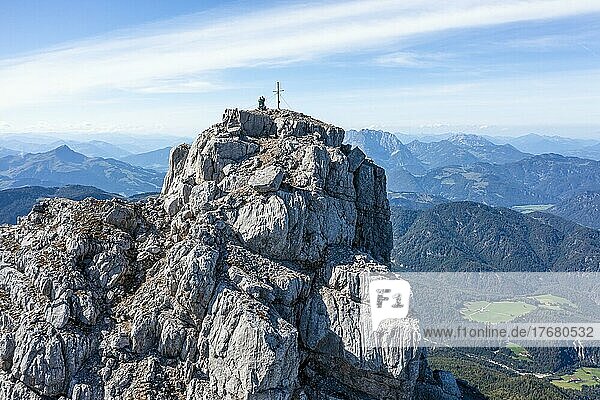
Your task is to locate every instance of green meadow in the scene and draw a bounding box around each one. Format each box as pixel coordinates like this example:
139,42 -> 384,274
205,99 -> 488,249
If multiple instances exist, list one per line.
506,343 -> 531,361
551,368 -> 600,391
461,301 -> 536,323
530,294 -> 576,310
461,294 -> 577,323
511,204 -> 554,213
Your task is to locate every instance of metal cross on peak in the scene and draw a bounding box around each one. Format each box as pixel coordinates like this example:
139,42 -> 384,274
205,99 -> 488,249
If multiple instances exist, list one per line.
273,81 -> 284,110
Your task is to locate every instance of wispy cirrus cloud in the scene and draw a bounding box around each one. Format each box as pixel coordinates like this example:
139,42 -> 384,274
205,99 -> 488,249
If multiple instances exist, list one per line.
132,78 -> 221,94
504,32 -> 596,50
374,51 -> 452,67
1,0 -> 600,108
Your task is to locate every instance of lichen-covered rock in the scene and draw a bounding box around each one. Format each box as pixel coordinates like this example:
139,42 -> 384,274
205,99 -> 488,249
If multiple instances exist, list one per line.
0,108 -> 453,399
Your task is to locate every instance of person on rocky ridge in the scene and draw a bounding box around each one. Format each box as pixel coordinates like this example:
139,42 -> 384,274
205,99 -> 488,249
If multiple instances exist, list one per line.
258,95 -> 267,110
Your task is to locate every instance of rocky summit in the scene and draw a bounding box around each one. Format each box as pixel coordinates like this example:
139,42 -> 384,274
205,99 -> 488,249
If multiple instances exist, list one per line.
0,109 -> 458,399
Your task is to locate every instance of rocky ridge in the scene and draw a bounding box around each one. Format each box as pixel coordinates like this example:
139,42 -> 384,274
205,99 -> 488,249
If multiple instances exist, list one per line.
0,109 -> 458,399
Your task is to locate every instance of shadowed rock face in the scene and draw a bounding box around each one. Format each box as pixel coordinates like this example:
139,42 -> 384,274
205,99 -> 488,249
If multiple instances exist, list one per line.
0,109 -> 456,399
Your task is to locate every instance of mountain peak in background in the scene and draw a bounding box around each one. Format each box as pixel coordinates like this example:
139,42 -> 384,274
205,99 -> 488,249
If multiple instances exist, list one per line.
344,129 -> 530,188
448,133 -> 493,147
0,145 -> 164,196
48,144 -> 86,162
344,128 -> 425,175
502,133 -> 600,157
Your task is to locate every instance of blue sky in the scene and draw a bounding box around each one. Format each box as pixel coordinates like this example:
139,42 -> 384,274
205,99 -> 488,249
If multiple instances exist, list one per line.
1,0 -> 600,138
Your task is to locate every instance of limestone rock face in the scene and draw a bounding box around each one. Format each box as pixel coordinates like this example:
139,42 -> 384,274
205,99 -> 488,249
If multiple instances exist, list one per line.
248,165 -> 284,193
163,108 -> 391,264
0,109 -> 456,400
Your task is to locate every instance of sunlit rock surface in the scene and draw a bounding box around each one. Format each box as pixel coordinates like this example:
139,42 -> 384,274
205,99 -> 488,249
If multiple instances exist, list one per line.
0,109 -> 457,399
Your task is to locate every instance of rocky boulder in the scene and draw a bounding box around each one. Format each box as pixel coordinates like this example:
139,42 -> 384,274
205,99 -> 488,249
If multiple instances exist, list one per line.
248,165 -> 285,193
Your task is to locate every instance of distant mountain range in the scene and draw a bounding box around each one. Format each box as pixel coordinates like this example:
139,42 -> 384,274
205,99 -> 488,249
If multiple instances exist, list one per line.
0,147 -> 18,157
547,191 -> 600,230
345,129 -> 600,207
344,129 -> 425,174
391,202 -> 600,272
407,134 -> 528,169
388,131 -> 599,159
388,191 -> 448,210
345,130 -> 529,175
0,145 -> 165,196
389,189 -> 600,232
120,146 -> 172,172
416,154 -> 600,206
0,134 -> 179,171
0,132 -> 191,156
488,133 -> 600,159
0,137 -> 132,158
567,142 -> 600,160
0,185 -> 117,224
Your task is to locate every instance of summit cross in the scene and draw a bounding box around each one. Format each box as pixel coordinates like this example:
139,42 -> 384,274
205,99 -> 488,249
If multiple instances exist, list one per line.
273,81 -> 284,110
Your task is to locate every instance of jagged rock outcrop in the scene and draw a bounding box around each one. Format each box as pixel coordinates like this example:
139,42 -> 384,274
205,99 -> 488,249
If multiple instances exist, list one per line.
0,108 -> 457,399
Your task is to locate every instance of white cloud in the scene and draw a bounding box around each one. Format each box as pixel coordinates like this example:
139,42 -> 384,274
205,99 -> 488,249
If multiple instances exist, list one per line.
131,79 -> 220,94
1,0 -> 599,108
374,51 -> 452,67
295,68 -> 600,129
1,120 -> 168,135
504,32 -> 594,50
